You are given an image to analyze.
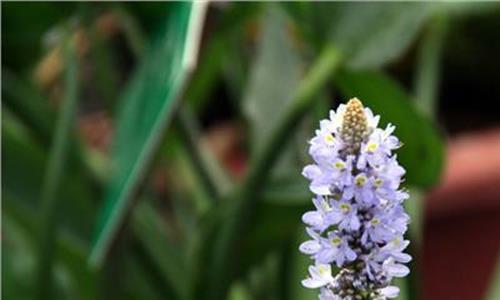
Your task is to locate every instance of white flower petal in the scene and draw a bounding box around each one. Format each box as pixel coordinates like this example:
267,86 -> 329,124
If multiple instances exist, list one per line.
301,278 -> 325,289
310,183 -> 332,195
302,165 -> 321,179
299,240 -> 321,254
302,211 -> 323,227
384,261 -> 410,277
379,286 -> 400,298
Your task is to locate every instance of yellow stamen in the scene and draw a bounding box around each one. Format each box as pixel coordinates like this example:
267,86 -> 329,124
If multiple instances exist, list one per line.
366,141 -> 378,153
340,203 -> 351,213
324,134 -> 335,143
331,237 -> 342,247
355,175 -> 367,187
334,161 -> 346,170
374,178 -> 383,188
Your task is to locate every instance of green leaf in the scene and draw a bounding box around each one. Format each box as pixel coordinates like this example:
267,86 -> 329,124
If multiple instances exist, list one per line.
2,109 -> 97,240
177,105 -> 232,199
330,2 -> 436,69
283,2 -> 437,69
2,111 -> 97,299
336,70 -> 445,188
124,251 -> 168,300
131,201 -> 188,299
36,40 -> 80,300
89,2 -> 206,266
242,5 -> 305,179
4,197 -> 97,300
2,70 -> 56,145
243,5 -> 303,152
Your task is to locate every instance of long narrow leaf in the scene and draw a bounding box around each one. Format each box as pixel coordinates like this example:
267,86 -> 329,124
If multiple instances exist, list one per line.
36,40 -> 79,300
132,201 -> 188,299
89,2 -> 207,267
177,105 -> 232,199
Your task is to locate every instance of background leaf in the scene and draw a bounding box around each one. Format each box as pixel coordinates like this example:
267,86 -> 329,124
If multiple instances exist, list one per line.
36,40 -> 79,300
90,2 -> 196,266
243,5 -> 303,152
283,2 -> 437,69
329,2 -> 436,69
336,70 -> 445,188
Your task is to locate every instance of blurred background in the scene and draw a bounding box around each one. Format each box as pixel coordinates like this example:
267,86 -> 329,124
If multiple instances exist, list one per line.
2,2 -> 500,300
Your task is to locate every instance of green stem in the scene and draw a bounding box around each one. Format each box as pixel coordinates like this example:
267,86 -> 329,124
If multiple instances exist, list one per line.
36,40 -> 79,300
414,14 -> 448,120
207,45 -> 342,299
176,105 -> 233,200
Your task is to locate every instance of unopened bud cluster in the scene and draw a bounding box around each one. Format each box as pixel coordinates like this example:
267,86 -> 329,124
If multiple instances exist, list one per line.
300,98 -> 411,300
341,98 -> 369,154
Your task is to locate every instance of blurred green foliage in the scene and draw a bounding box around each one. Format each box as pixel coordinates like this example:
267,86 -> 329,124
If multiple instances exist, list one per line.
2,2 -> 500,300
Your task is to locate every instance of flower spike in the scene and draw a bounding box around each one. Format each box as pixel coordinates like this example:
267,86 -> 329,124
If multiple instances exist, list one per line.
300,98 -> 410,300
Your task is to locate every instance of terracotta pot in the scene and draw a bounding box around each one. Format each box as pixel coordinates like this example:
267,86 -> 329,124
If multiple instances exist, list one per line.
424,128 -> 500,300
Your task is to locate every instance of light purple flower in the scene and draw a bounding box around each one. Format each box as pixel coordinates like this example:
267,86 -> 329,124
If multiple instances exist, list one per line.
299,98 -> 411,299
301,264 -> 334,289
329,200 -> 361,231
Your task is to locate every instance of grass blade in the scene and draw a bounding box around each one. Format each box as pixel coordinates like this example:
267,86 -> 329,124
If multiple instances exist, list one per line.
36,39 -> 79,300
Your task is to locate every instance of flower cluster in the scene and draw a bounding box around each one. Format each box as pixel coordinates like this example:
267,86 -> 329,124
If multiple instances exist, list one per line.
300,98 -> 411,300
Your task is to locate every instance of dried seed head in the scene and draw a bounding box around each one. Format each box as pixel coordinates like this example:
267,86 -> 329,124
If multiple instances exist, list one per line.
341,98 -> 368,154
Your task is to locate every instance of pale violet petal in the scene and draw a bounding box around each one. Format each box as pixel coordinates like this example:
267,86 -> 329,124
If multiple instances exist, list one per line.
302,278 -> 325,289
299,240 -> 321,255
302,164 -> 321,179
379,286 -> 400,298
310,182 -> 332,195
384,261 -> 410,277
302,211 -> 323,227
